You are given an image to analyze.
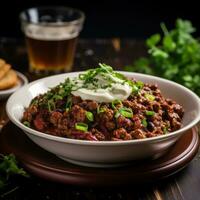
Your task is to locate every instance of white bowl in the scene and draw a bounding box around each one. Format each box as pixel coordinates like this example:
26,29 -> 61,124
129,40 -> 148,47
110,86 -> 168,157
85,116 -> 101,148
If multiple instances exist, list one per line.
6,72 -> 200,167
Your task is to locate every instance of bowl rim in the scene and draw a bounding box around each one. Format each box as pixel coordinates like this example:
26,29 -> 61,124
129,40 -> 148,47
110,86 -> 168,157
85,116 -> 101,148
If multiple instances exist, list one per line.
6,71 -> 200,146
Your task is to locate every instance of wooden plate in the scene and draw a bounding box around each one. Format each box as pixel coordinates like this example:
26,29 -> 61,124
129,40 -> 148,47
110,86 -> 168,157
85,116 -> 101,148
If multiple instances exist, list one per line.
0,122 -> 199,187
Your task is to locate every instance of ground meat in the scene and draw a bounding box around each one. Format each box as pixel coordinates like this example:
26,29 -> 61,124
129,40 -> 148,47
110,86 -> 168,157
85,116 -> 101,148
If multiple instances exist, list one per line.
86,101 -> 98,111
172,104 -> 184,118
23,105 -> 38,122
100,108 -> 114,121
33,114 -> 46,131
91,128 -> 106,141
113,128 -> 132,140
105,121 -> 116,130
72,96 -> 82,105
22,82 -> 184,141
116,115 -> 133,130
132,116 -> 142,129
131,129 -> 146,139
50,111 -> 63,126
78,100 -> 98,111
71,105 -> 86,122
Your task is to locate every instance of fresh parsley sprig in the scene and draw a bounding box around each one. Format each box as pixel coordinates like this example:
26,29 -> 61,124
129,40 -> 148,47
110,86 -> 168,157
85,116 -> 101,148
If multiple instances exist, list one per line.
0,154 -> 29,189
125,19 -> 200,96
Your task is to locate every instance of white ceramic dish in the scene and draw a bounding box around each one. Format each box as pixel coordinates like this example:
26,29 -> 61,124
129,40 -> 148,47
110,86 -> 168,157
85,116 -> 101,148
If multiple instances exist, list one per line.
6,72 -> 200,167
0,71 -> 28,100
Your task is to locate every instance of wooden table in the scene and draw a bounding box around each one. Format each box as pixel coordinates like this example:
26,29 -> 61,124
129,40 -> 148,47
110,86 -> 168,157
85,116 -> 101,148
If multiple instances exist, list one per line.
0,38 -> 199,200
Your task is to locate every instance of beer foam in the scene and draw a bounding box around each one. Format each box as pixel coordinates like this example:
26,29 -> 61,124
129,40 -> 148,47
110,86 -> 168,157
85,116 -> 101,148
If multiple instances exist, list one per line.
25,24 -> 80,40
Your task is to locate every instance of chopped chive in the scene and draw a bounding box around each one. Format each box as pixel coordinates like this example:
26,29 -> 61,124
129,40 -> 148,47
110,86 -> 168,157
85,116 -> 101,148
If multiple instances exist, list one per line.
145,93 -> 155,101
163,127 -> 168,134
119,107 -> 133,118
23,121 -> 30,127
132,85 -> 139,94
113,72 -> 126,80
136,81 -> 144,89
47,100 -> 55,112
75,123 -> 88,132
115,111 -> 121,118
145,110 -> 155,116
65,97 -> 72,109
97,106 -> 106,114
86,111 -> 94,122
142,118 -> 148,127
111,99 -> 122,109
53,95 -> 63,100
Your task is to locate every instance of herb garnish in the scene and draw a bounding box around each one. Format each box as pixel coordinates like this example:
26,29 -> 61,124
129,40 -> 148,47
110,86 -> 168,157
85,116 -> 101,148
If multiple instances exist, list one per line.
125,19 -> 200,96
0,154 -> 29,189
86,111 -> 94,122
75,123 -> 88,132
142,118 -> 148,127
31,64 -> 144,110
145,93 -> 155,101
119,107 -> 133,118
145,110 -> 155,116
111,99 -> 122,109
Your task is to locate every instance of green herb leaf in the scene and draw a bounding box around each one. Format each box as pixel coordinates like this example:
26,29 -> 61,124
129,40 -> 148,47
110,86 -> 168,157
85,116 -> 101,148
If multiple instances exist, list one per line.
86,111 -> 94,122
146,34 -> 161,47
114,111 -> 121,118
142,118 -> 148,127
97,106 -> 106,114
111,99 -> 122,109
163,35 -> 176,51
124,18 -> 200,96
23,121 -> 30,127
0,154 -> 29,190
145,110 -> 155,116
75,123 -> 88,132
163,126 -> 168,134
119,107 -> 133,118
144,93 -> 155,101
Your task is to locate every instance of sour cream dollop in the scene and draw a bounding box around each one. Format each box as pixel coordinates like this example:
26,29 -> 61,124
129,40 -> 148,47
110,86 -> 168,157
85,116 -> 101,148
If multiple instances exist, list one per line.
71,71 -> 132,103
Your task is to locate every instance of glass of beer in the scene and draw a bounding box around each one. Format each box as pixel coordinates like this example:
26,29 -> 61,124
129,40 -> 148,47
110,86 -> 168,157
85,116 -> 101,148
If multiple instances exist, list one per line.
20,6 -> 85,74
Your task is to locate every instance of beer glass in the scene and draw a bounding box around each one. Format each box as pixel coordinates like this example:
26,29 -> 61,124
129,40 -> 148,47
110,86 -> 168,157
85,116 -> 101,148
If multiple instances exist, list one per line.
20,6 -> 85,74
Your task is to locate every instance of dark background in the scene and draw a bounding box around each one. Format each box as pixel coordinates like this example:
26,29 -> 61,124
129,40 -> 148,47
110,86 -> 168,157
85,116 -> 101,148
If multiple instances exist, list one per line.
0,0 -> 199,39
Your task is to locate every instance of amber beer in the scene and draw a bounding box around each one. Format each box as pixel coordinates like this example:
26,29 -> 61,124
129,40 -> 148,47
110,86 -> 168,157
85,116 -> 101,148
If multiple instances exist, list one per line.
20,7 -> 85,74
25,26 -> 78,73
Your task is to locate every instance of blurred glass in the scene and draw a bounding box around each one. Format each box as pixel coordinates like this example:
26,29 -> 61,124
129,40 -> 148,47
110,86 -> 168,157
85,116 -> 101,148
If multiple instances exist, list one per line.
20,6 -> 85,74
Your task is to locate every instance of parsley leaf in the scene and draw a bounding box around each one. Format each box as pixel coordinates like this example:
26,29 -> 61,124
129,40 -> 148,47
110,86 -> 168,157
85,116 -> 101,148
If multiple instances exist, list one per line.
125,19 -> 200,96
0,154 -> 29,189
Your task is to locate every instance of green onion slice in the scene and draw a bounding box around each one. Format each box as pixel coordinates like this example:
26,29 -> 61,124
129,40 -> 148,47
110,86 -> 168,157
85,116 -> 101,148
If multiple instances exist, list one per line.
145,110 -> 155,116
86,111 -> 94,122
47,100 -> 55,112
75,123 -> 88,132
119,107 -> 133,118
141,118 -> 148,127
132,85 -> 139,93
23,121 -> 30,127
53,95 -> 63,100
111,99 -> 122,109
114,111 -> 121,118
136,81 -> 144,89
65,97 -> 72,109
163,127 -> 168,134
145,93 -> 155,101
97,106 -> 106,114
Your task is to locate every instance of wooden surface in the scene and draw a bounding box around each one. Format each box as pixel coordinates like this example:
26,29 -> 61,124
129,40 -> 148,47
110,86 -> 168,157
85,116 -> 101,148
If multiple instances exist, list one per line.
0,38 -> 200,200
1,123 -> 199,187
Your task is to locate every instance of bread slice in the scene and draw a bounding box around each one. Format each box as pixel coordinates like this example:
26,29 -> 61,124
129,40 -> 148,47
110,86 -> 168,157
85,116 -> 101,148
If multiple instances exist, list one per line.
0,58 -> 5,66
0,70 -> 18,90
0,63 -> 11,80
